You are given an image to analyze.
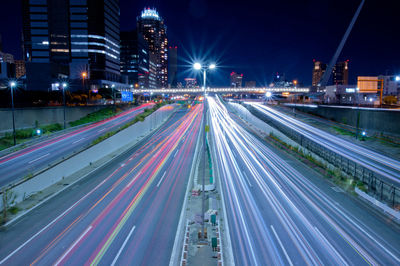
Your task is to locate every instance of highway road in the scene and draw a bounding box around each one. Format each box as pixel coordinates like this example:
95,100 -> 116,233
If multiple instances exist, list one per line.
208,96 -> 400,265
0,103 -> 154,188
248,102 -> 400,184
0,104 -> 202,265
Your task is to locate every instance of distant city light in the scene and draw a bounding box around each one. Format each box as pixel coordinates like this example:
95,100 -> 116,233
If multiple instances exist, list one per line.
141,8 -> 160,19
193,63 -> 202,70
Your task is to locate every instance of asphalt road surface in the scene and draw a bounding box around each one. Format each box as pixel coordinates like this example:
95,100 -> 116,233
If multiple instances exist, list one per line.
248,102 -> 400,185
0,103 -> 153,188
209,96 -> 400,265
0,104 -> 202,265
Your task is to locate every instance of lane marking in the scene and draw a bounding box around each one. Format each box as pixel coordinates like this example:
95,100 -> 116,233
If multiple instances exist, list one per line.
28,153 -> 50,164
98,128 -> 106,133
313,226 -> 347,265
270,225 -> 293,266
54,225 -> 92,266
157,171 -> 167,188
173,149 -> 179,158
243,171 -> 253,187
110,225 -> 136,266
72,137 -> 85,144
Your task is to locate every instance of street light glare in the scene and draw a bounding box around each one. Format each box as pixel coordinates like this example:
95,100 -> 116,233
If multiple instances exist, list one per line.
62,82 -> 68,88
193,62 -> 202,70
10,81 -> 16,87
396,76 -> 400,81
209,64 -> 216,70
266,91 -> 272,98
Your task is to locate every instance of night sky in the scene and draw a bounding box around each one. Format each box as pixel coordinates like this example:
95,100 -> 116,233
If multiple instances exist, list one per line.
1,0 -> 399,86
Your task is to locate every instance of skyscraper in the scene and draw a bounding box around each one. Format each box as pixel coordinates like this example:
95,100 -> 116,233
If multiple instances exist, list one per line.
137,8 -> 168,88
120,30 -> 149,89
332,60 -> 349,85
312,60 -> 327,87
22,0 -> 120,91
230,72 -> 243,88
168,45 -> 177,87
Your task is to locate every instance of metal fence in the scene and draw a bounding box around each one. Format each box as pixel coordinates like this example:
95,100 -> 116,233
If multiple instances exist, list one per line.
247,105 -> 400,209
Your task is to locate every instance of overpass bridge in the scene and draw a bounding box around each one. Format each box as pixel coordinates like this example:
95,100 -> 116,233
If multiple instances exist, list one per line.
131,87 -> 309,95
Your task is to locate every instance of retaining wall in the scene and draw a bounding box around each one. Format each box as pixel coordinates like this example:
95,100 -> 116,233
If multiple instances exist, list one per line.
289,105 -> 400,135
0,106 -> 176,210
0,106 -> 107,133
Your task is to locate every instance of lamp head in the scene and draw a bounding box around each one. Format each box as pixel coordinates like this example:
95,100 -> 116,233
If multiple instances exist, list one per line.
193,62 -> 202,70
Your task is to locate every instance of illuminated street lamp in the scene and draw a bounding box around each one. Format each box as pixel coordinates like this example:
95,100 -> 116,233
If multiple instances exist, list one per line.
9,81 -> 17,146
62,82 -> 68,129
396,76 -> 400,82
193,61 -> 216,242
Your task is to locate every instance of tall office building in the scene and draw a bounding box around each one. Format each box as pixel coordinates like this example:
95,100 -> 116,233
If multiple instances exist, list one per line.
120,30 -> 149,89
332,60 -> 349,85
230,72 -> 243,88
312,60 -> 327,87
137,8 -> 168,88
168,45 -> 177,87
22,0 -> 120,91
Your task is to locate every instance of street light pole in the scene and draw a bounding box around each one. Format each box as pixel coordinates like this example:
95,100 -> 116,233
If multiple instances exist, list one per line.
10,82 -> 17,146
62,82 -> 68,129
194,62 -> 215,242
201,67 -> 207,242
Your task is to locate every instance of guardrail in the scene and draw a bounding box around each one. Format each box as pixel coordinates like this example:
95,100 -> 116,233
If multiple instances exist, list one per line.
245,104 -> 400,209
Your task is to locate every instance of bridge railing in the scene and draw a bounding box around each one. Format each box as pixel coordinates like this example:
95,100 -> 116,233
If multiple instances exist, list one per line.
131,87 -> 309,94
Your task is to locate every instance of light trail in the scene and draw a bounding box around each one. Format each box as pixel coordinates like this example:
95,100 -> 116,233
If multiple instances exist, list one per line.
208,96 -> 400,265
248,102 -> 400,183
0,104 -> 203,265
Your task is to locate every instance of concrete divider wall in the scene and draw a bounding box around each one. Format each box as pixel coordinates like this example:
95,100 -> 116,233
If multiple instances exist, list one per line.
0,106 -> 107,133
291,105 -> 400,135
0,106 -> 176,210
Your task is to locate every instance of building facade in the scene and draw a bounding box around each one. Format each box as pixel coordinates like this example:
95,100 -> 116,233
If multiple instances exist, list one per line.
230,72 -> 243,88
332,60 -> 349,85
137,8 -> 168,89
15,60 -> 26,78
312,60 -> 327,87
184,78 -> 197,88
245,81 -> 256,87
120,30 -> 149,89
22,0 -> 121,91
378,75 -> 400,96
168,45 -> 177,87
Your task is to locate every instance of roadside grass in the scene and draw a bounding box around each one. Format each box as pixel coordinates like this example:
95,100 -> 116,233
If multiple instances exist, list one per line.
91,101 -> 169,146
69,107 -> 121,127
268,132 -> 364,192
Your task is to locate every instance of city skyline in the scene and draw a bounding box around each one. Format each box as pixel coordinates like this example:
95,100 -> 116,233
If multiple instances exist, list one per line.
0,0 -> 399,86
